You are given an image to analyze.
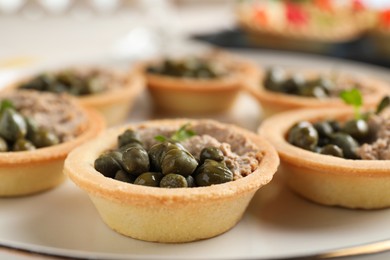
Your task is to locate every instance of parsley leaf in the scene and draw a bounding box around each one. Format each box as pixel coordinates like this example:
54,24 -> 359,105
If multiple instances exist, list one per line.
154,123 -> 196,143
340,88 -> 362,119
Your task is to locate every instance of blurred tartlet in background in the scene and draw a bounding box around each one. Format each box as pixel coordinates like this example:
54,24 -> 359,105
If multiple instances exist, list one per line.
235,0 -> 375,52
138,51 -> 259,116
245,67 -> 390,118
0,90 -> 104,197
5,66 -> 144,126
370,8 -> 390,57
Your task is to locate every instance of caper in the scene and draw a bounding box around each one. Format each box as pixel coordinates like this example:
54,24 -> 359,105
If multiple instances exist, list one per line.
0,108 -> 27,142
114,170 -> 135,183
287,121 -> 318,151
298,85 -> 327,98
94,151 -> 123,178
264,67 -> 287,92
330,133 -> 360,159
320,144 -> 344,158
118,142 -> 143,153
121,147 -> 150,176
186,175 -> 196,187
12,138 -> 36,151
160,173 -> 188,188
118,129 -> 142,147
281,73 -> 305,94
161,148 -> 198,177
199,147 -> 224,164
0,137 -> 7,152
148,142 -> 173,172
134,172 -> 163,187
376,96 -> 390,114
86,78 -> 105,94
308,77 -> 335,94
328,120 -> 341,132
314,121 -> 334,138
25,117 -> 39,140
195,159 -> 233,187
31,128 -> 60,148
342,119 -> 369,140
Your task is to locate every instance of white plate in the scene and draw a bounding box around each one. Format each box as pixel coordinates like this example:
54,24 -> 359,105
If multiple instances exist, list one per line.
0,50 -> 390,260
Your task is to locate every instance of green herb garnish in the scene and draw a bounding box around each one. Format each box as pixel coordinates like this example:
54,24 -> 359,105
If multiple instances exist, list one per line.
0,100 -> 14,113
154,123 -> 196,143
340,88 -> 362,119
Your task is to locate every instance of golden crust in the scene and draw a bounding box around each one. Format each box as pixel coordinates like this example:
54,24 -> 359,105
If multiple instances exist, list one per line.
258,108 -> 390,209
138,54 -> 259,115
4,67 -> 145,126
64,119 -> 279,242
246,70 -> 390,118
0,108 -> 105,197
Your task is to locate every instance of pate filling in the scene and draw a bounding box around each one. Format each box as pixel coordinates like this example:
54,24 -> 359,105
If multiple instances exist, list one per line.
138,124 -> 261,180
357,108 -> 390,160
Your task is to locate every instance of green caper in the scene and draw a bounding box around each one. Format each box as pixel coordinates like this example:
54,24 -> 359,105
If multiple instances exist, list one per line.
160,173 -> 188,188
114,170 -> 135,183
12,139 -> 36,151
134,172 -> 163,187
264,67 -> 287,92
320,144 -> 344,158
328,120 -> 341,132
25,117 -> 39,140
31,128 -> 60,148
298,85 -> 328,98
281,73 -> 305,94
314,121 -> 334,138
118,129 -> 142,147
0,137 -> 7,152
118,142 -> 143,153
195,159 -> 233,187
308,77 -> 335,94
94,151 -> 123,178
86,78 -> 105,94
342,119 -> 369,140
330,133 -> 360,159
148,142 -> 173,172
376,96 -> 390,114
161,148 -> 198,177
287,121 -> 318,151
199,147 -> 224,164
0,108 -> 27,142
186,175 -> 196,187
121,147 -> 150,176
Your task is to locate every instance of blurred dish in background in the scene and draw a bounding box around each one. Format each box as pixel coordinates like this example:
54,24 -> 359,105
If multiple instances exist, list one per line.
235,0 -> 375,52
138,50 -> 259,116
245,66 -> 390,118
370,8 -> 390,57
3,66 -> 144,126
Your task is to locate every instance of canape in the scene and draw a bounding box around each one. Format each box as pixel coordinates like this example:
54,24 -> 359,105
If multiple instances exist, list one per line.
65,119 -> 279,242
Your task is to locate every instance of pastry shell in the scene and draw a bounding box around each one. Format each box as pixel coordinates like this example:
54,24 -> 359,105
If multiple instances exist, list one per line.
246,70 -> 390,118
5,68 -> 145,126
0,108 -> 105,197
258,108 -> 390,209
139,55 -> 259,115
64,119 -> 279,243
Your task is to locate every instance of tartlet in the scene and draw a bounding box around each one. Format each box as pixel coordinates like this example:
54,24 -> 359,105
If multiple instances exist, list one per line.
139,52 -> 259,115
6,67 -> 144,126
236,0 -> 374,52
64,119 -> 279,243
258,108 -> 390,209
246,69 -> 390,118
0,90 -> 105,197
